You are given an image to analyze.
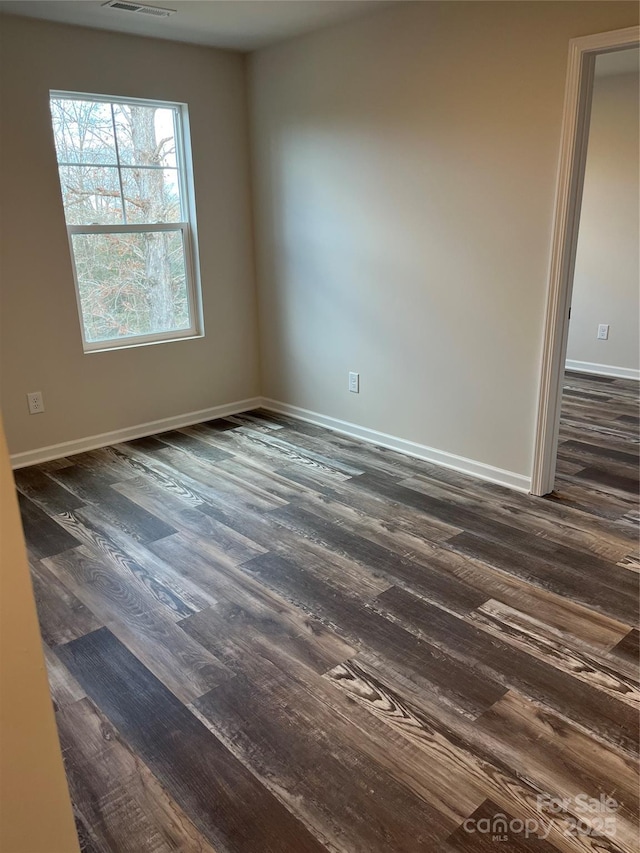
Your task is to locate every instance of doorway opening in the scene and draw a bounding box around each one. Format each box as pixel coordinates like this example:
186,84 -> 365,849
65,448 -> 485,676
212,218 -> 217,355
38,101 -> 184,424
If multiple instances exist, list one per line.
532,26 -> 640,497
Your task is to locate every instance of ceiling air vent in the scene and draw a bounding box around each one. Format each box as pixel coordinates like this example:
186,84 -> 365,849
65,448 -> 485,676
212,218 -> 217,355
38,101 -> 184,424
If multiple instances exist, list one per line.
102,1 -> 176,17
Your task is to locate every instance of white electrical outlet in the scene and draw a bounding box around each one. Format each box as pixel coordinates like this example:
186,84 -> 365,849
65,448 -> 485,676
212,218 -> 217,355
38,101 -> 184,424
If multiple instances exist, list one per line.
597,324 -> 609,340
27,391 -> 44,414
348,372 -> 360,393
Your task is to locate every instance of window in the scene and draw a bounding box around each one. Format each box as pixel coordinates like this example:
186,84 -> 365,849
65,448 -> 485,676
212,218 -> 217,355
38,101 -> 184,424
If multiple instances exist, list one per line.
49,92 -> 202,352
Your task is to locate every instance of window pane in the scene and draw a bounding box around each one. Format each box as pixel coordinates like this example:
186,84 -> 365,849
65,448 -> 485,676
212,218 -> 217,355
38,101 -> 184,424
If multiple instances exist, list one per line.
50,98 -> 117,165
57,165 -> 124,225
121,167 -> 182,223
113,103 -> 178,168
71,230 -> 191,343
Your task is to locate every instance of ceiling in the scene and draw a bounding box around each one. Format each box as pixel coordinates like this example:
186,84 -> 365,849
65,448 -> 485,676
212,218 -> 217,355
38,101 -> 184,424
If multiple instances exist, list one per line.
0,0 -> 393,51
1,2 -> 635,60
595,46 -> 639,77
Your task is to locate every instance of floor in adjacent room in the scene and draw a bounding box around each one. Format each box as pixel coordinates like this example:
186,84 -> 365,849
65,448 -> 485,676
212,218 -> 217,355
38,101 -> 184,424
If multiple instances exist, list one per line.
15,371 -> 639,853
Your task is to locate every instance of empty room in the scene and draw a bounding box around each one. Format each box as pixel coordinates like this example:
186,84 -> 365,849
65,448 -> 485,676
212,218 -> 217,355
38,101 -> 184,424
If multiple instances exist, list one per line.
0,2 -> 638,852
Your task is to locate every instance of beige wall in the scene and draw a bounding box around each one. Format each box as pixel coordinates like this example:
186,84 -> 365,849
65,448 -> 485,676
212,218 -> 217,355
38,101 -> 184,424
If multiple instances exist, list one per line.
249,1 -> 639,479
567,69 -> 639,374
0,15 -> 259,457
0,417 -> 80,853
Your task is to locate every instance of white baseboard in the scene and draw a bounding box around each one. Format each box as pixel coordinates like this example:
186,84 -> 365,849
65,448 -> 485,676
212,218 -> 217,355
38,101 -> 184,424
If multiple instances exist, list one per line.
11,393 -> 532,493
10,397 -> 263,469
565,359 -> 640,381
261,398 -> 532,493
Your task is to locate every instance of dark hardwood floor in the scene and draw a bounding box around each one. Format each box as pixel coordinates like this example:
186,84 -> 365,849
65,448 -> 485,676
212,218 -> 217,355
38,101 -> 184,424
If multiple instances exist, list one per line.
15,371 -> 639,852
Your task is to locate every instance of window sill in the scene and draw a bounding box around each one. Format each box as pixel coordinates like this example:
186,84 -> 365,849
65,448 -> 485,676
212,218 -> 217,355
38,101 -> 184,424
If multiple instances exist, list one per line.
83,332 -> 204,355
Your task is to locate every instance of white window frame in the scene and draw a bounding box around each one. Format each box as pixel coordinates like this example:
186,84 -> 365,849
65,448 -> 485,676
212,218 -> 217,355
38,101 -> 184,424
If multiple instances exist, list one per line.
50,90 -> 204,353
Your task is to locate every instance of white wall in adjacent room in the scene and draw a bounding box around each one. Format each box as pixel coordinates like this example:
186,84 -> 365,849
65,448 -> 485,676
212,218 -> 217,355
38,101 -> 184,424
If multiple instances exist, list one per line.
567,62 -> 639,377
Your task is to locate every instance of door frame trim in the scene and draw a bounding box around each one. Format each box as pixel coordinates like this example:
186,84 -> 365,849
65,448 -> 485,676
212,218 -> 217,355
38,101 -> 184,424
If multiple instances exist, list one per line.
531,25 -> 640,497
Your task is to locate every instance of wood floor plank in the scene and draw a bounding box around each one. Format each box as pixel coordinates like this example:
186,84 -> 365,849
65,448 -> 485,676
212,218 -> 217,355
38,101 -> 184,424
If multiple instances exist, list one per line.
255,409 -> 471,482
479,480 -> 638,554
561,402 -> 638,427
17,492 -> 82,559
607,629 -> 640,671
183,596 -> 488,830
69,447 -> 142,484
446,531 -> 639,625
154,429 -> 233,463
555,423 -> 638,458
401,471 -> 633,562
109,472 -> 267,568
44,546 -> 231,704
49,465 -> 176,543
37,456 -> 75,472
43,644 -> 86,711
199,417 -> 239,432
546,481 -> 637,521
285,515 -> 633,651
194,624 -> 490,835
54,510 -> 203,621
56,697 -> 222,853
240,551 -> 508,719
470,599 -> 639,706
374,585 -> 639,755
187,501 -> 392,600
224,412 -> 284,431
167,539 -> 357,675
115,438 -> 291,515
280,464 -> 463,541
268,501 -> 485,614
13,467 -> 84,515
280,484 -> 461,548
562,400 -> 639,424
559,439 -> 639,468
555,458 -> 588,476
361,471 -> 631,584
115,468 -> 286,537
215,454 -> 339,507
29,558 -> 103,646
56,628 -> 329,853
476,691 -> 639,838
193,660 -> 455,852
285,484 -> 632,651
231,424 -> 367,477
186,422 -> 354,483
152,444 -> 290,513
107,444 -> 208,506
70,504 -> 216,616
124,436 -> 171,453
195,422 -> 364,479
574,466 -> 639,498
324,662 -> 617,853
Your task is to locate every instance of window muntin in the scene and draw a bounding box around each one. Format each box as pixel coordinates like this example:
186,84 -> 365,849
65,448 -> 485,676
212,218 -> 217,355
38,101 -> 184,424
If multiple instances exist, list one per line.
49,92 -> 202,351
